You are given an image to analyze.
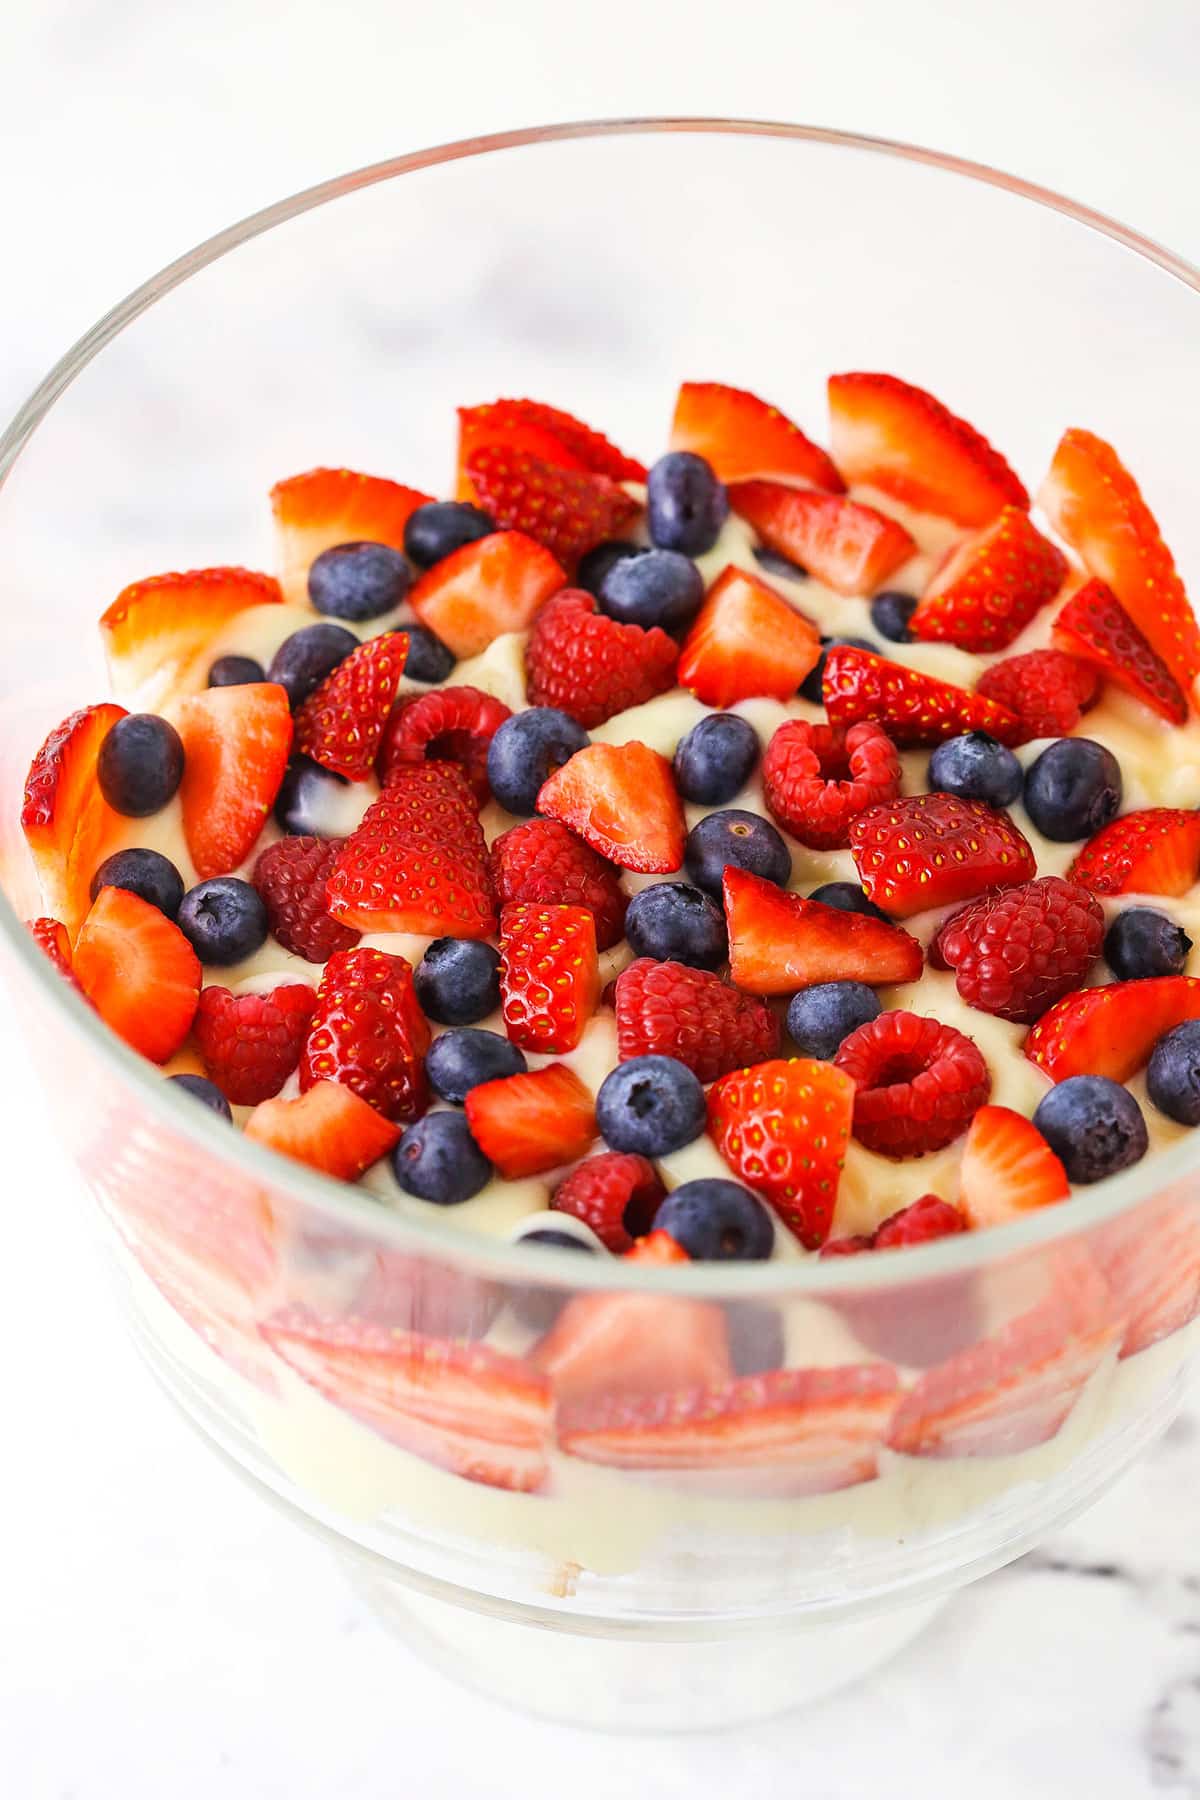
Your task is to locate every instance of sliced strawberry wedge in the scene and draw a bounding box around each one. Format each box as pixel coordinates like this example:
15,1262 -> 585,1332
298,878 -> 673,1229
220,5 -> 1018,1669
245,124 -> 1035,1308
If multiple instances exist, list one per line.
1097,1205 -> 1200,1359
669,381 -> 845,491
21,702 -> 127,937
27,916 -> 79,986
294,632 -> 410,781
729,482 -> 916,596
849,794 -> 1036,917
178,683 -> 293,880
537,741 -> 685,874
500,902 -> 601,1055
1024,976 -> 1200,1083
464,445 -> 640,568
73,886 -> 201,1062
100,567 -> 284,702
707,1058 -> 855,1248
677,564 -> 821,706
723,867 -> 923,994
465,1063 -> 596,1178
823,646 -> 1023,748
270,468 -> 433,604
1068,809 -> 1200,898
910,507 -> 1067,652
245,1079 -> 400,1179
409,530 -> 566,659
326,763 -> 496,937
1053,579 -> 1189,725
959,1106 -> 1070,1229
457,397 -> 646,494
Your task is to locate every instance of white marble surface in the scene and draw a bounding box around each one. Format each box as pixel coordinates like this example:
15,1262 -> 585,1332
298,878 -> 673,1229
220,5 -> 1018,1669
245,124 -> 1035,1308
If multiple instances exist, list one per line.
4,1 -> 1200,1794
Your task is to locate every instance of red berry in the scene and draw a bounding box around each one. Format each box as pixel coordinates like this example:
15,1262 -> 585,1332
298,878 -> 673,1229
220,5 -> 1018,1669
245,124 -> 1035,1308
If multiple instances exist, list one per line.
464,444 -> 641,567
377,684 -> 512,806
614,957 -> 779,1084
294,632 -> 410,780
552,1152 -> 665,1252
974,649 -> 1099,742
536,740 -> 685,875
849,792 -> 1036,918
932,875 -> 1105,1024
706,1058 -> 855,1248
525,588 -> 678,729
834,1010 -> 991,1157
252,836 -> 361,964
873,1195 -> 967,1248
761,719 -> 901,851
195,982 -> 318,1105
499,903 -> 600,1054
1068,808 -> 1200,898
489,817 -> 627,951
300,947 -> 430,1121
823,644 -> 1023,747
326,762 -> 496,936
458,397 -> 647,484
909,507 -> 1067,652
1053,578 -> 1189,726
27,916 -> 79,986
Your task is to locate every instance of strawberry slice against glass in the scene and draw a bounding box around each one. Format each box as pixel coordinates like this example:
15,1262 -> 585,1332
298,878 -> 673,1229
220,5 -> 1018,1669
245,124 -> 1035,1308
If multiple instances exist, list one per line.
723,867 -> 923,994
1096,1204 -> 1200,1359
21,701 -> 127,937
100,567 -> 284,703
676,565 -> 820,707
728,482 -> 916,596
410,530 -> 566,659
178,682 -> 293,880
270,468 -> 433,605
669,381 -> 844,491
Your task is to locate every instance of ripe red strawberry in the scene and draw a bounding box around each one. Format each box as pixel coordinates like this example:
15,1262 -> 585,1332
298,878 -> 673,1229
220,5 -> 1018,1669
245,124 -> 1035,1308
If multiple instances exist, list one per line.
410,530 -> 565,659
21,701 -> 126,936
524,587 -> 677,728
1068,808 -> 1200,897
873,1194 -> 968,1248
1053,579 -> 1189,725
932,876 -> 1105,1024
100,567 -> 283,699
723,867 -> 924,994
489,817 -> 627,951
910,507 -> 1067,652
834,1011 -> 990,1156
614,957 -> 779,1084
537,740 -> 685,873
269,468 -> 433,604
1038,427 -> 1200,689
959,1106 -> 1069,1229
676,564 -> 821,707
669,381 -> 845,491
194,982 -> 318,1105
551,1152 -> 664,1253
457,397 -> 646,492
300,946 -> 430,1121
849,792 -> 1036,917
464,444 -> 641,567
975,648 -> 1100,741
293,632 -> 409,781
707,1058 -> 855,1247
499,903 -> 600,1054
728,482 -> 916,596
761,718 -> 901,850
177,682 -> 293,880
252,836 -> 360,963
465,1062 -> 596,1178
378,684 -> 512,805
823,646 -> 1023,747
827,372 -> 1029,526
73,886 -> 201,1063
327,762 -> 496,936
1024,975 -> 1200,1083
246,1079 -> 400,1179
27,916 -> 76,983
316,944 -> 432,1054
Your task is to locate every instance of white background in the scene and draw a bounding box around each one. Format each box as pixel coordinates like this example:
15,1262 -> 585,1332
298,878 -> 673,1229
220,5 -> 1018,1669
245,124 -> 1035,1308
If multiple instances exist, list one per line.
3,2 -> 1200,1795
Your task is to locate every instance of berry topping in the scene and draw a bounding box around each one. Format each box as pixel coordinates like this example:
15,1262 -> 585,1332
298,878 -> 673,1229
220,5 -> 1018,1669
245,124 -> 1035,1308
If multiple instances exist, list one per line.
786,981 -> 881,1060
464,443 -> 641,567
244,1080 -> 400,1181
1024,975 -> 1200,1083
706,1058 -> 854,1248
378,683 -> 512,806
22,701 -> 127,935
426,1028 -> 527,1105
308,541 -> 412,622
457,397 -> 646,486
251,836 -> 360,964
73,886 -> 201,1063
576,538 -> 640,597
596,1054 -> 707,1158
486,708 -> 589,816
300,946 -> 431,1123
1053,578 -> 1189,725
684,808 -> 791,897
414,938 -> 501,1026
1147,1021 -> 1200,1126
669,380 -> 844,491
177,683 -> 293,879
273,755 -> 351,838
834,1011 -> 990,1157
27,916 -> 77,984
400,623 -> 457,685
465,1063 -> 596,1178
499,902 -> 600,1054
525,587 -> 678,729
167,1072 -> 233,1120
490,816 -> 627,950
551,1152 -> 664,1253
269,468 -> 432,605
728,482 -> 917,596
932,876 -> 1105,1024
1104,908 -> 1193,982
410,530 -> 566,659
1033,1076 -> 1149,1182
99,566 -> 283,700
646,451 -> 729,555
910,507 -> 1067,652
870,590 -> 917,642
91,847 -> 185,920
403,499 -> 496,569
677,564 -> 821,707
849,792 -> 1036,917
723,867 -> 923,994
761,718 -> 902,851
673,712 -> 760,806
800,636 -> 876,706
194,982 -> 318,1105
391,1112 -> 493,1205
959,1106 -> 1069,1229
267,622 -> 359,709
974,648 -> 1100,742
293,632 -> 409,781
654,1178 -> 775,1263
1068,808 -> 1200,898
614,957 -> 779,1084
928,731 -> 1023,809
97,713 -> 184,817
537,740 -> 685,873
327,763 -> 496,937
624,881 -> 727,971
823,646 -> 1023,747
597,548 -> 705,633
209,654 -> 266,688
872,1194 -> 969,1248
176,877 -> 268,966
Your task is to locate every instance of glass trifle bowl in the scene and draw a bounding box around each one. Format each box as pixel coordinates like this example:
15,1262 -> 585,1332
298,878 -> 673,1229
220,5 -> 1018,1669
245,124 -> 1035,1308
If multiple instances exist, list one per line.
2,120 -> 1200,1732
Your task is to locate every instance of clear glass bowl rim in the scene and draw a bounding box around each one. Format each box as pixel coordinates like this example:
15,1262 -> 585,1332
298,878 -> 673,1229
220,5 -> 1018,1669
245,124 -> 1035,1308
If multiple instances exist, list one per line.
4,114 -> 1200,1298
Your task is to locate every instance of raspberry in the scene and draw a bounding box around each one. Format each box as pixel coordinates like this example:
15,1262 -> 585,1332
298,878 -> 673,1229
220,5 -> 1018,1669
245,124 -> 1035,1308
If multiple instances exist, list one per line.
300,947 -> 431,1122
834,1010 -> 991,1157
761,719 -> 901,850
873,1194 -> 967,1247
378,684 -> 512,805
614,957 -> 779,1084
489,817 -> 627,950
975,649 -> 1099,743
195,982 -> 318,1106
551,1152 -> 664,1252
252,836 -> 361,964
525,588 -> 678,729
932,875 -> 1105,1024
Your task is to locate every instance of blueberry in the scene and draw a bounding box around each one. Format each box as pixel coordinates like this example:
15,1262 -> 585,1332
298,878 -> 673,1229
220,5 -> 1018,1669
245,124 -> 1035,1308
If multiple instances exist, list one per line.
598,548 -> 705,634
518,1227 -> 597,1253
787,981 -> 881,1059
870,591 -> 918,643
725,1301 -> 786,1375
800,636 -> 876,706
647,452 -> 728,556
399,622 -> 456,685
1033,1075 -> 1148,1182
391,1111 -> 492,1204
808,881 -> 892,923
486,707 -> 589,816
267,622 -> 359,708
1105,908 -> 1193,982
753,545 -> 807,581
576,538 -> 641,598
654,1178 -> 774,1262
403,500 -> 494,569
624,882 -> 727,970
1023,739 -> 1123,842
426,1029 -> 527,1105
273,755 -> 350,837
96,714 -> 185,817
510,1228 -> 597,1329
684,809 -> 791,898
166,1072 -> 233,1122
176,877 -> 268,965
90,848 -> 185,920
929,731 -> 1024,808
208,654 -> 265,688
595,1054 -> 706,1156
415,938 -> 502,1025
673,713 -> 760,805
308,540 -> 411,622
1147,1021 -> 1200,1126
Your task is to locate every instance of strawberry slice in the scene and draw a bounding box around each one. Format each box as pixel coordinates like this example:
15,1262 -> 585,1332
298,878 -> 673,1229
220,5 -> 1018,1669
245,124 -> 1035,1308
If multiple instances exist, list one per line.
849,793 -> 1036,917
707,1058 -> 855,1248
326,762 -> 496,937
178,682 -> 293,880
728,482 -> 916,596
1068,808 -> 1200,898
1024,975 -> 1200,1083
27,916 -> 79,986
464,445 -> 640,568
669,381 -> 844,491
73,886 -> 201,1062
21,702 -> 127,937
293,631 -> 409,781
244,1079 -> 400,1179
270,468 -> 433,605
260,1307 -> 554,1492
827,372 -> 1029,527
409,530 -> 566,659
823,646 -> 1023,747
300,946 -> 430,1122
959,1106 -> 1070,1229
1097,1205 -> 1200,1359
465,1062 -> 596,1178
1038,428 -> 1200,690
723,866 -> 923,994
457,397 -> 646,492
910,508 -> 1067,652
100,567 -> 284,703
500,902 -> 600,1054
536,741 -> 685,874
1053,579 -> 1189,725
676,564 -> 821,707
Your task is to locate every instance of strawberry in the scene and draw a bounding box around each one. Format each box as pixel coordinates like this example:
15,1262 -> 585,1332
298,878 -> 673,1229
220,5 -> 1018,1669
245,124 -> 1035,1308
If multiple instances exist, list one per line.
1068,808 -> 1200,898
849,792 -> 1036,917
293,631 -> 409,781
823,646 -> 1023,747
1097,1205 -> 1200,1359
524,587 -> 677,728
327,762 -> 496,937
194,982 -> 317,1105
931,876 -> 1105,1024
1024,975 -> 1200,1083
723,867 -> 923,994
176,682 -> 293,881
300,946 -> 430,1121
1053,578 -> 1189,725
314,943 -> 432,1050
489,817 -> 627,951
959,1106 -> 1070,1229
251,835 -> 360,964
669,381 -> 844,491
676,564 -> 820,707
974,648 -> 1100,742
910,507 -> 1067,652
21,702 -> 126,936
1038,428 -> 1200,689
872,1195 -> 968,1249
457,397 -> 646,493
99,567 -> 283,701
827,372 -> 1029,526
728,482 -> 916,596
835,1011 -> 990,1156
614,957 -> 779,1083
269,468 -> 433,604
761,719 -> 902,850
27,916 -> 76,983
409,530 -> 565,659
465,1062 -> 596,1178
464,444 -> 640,567
245,1079 -> 400,1179
536,740 -> 685,873
707,1058 -> 855,1247
73,886 -> 201,1062
499,903 -> 600,1054
551,1153 -> 664,1253
378,684 -> 511,805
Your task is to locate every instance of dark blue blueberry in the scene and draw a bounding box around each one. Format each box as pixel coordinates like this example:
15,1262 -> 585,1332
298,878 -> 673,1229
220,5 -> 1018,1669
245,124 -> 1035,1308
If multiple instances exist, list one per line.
518,1227 -> 597,1252
96,714 -> 184,817
869,591 -> 918,643
673,713 -> 760,805
390,1111 -> 492,1204
1023,739 -> 1123,842
753,544 -> 807,581
725,1302 -> 786,1375
808,881 -> 891,923
787,981 -> 881,1059
647,452 -> 728,556
928,731 -> 1024,809
684,809 -> 791,898
308,540 -> 411,622
399,622 -> 456,685
595,1054 -> 706,1157
598,548 -> 705,633
510,1229 -> 597,1329
576,538 -> 641,598
800,636 -> 877,706
166,1072 -> 233,1122
486,707 -> 589,815
624,882 -> 727,970
426,1028 -> 527,1105
415,938 -> 502,1026
267,622 -> 359,709
1033,1076 -> 1148,1182
1105,908 -> 1193,982
1147,1021 -> 1200,1126
90,847 -> 185,920
403,500 -> 494,569
654,1178 -> 774,1262
176,877 -> 268,966
273,755 -> 350,837
208,654 -> 265,688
